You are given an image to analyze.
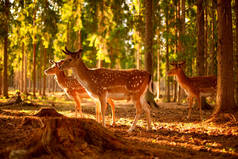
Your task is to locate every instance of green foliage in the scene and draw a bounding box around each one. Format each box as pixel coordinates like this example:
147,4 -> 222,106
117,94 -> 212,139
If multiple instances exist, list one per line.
2,0 -> 219,93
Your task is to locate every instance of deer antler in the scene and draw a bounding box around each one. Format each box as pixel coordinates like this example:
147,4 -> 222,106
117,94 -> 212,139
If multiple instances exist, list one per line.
62,47 -> 82,55
170,61 -> 185,68
49,60 -> 55,64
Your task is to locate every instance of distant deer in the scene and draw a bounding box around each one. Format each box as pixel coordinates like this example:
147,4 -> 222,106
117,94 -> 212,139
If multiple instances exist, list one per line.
44,60 -> 116,125
168,61 -> 217,120
59,47 -> 158,132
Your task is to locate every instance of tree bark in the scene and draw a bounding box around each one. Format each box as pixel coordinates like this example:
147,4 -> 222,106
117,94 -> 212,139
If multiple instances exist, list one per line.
144,0 -> 153,75
181,0 -> 185,54
144,0 -> 159,108
204,2 -> 208,75
33,5 -> 37,97
209,0 -> 216,75
38,65 -> 42,96
196,0 -> 205,76
43,48 -> 47,97
157,30 -> 161,99
165,3 -> 170,102
0,69 -> 2,96
21,42 -> 24,93
3,24 -> 9,98
24,51 -> 28,95
235,0 -> 238,105
215,0 -> 237,115
196,0 -> 210,109
3,0 -> 10,98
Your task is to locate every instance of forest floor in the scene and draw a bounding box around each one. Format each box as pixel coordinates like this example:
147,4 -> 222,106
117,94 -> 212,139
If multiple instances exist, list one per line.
0,92 -> 238,159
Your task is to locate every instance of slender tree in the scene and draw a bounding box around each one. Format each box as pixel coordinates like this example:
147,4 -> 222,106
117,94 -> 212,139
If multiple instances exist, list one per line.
235,0 -> 238,104
165,2 -> 170,102
21,42 -> 24,92
32,1 -> 37,97
2,0 -> 10,98
24,51 -> 28,95
0,66 -> 2,96
197,0 -> 211,109
196,0 -> 205,77
209,0 -> 216,75
177,0 -> 182,104
43,48 -> 47,97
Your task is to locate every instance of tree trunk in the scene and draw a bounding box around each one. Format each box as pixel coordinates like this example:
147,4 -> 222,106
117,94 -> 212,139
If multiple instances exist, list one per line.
43,48 -> 47,97
144,0 -> 153,76
3,0 -> 10,98
32,2 -> 37,97
176,0 -> 182,104
144,0 -> 158,108
157,30 -> 161,99
24,51 -> 28,95
181,0 -> 185,54
165,3 -> 170,102
156,1 -> 161,99
209,0 -> 216,75
136,42 -> 141,69
235,0 -> 238,105
38,67 -> 42,96
21,42 -> 24,92
214,0 -> 237,116
3,27 -> 8,98
197,0 -> 205,76
33,42 -> 36,97
197,0 -> 209,109
0,69 -> 2,96
204,3 -> 208,75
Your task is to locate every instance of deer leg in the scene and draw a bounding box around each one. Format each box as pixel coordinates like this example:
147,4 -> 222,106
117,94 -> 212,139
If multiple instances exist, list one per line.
107,98 -> 116,126
128,99 -> 142,132
141,97 -> 151,131
73,95 -> 83,118
99,95 -> 107,127
197,96 -> 203,121
187,96 -> 193,119
95,101 -> 101,122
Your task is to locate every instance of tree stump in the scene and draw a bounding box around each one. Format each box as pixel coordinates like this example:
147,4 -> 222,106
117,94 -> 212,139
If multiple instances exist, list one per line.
9,108 -> 151,159
33,107 -> 64,117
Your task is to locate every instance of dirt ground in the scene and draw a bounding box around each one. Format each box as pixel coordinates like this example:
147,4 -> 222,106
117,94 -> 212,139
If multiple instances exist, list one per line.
0,94 -> 238,159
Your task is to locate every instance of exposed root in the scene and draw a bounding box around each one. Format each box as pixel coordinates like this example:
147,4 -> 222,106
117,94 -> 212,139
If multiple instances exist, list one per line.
205,112 -> 238,123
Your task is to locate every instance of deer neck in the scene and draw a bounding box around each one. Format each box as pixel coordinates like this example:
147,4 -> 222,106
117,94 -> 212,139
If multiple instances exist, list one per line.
175,70 -> 191,88
72,61 -> 91,88
54,71 -> 67,88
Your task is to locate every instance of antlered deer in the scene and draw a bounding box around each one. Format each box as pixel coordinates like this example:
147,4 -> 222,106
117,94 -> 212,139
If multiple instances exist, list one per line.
44,60 -> 116,125
168,61 -> 217,120
59,47 -> 157,132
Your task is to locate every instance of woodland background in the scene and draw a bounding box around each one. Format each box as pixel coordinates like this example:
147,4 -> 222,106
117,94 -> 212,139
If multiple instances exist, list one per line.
1,0 -> 238,158
0,0 -> 237,114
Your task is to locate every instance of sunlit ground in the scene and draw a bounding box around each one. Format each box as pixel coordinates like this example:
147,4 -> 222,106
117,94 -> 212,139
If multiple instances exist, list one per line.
0,90 -> 238,158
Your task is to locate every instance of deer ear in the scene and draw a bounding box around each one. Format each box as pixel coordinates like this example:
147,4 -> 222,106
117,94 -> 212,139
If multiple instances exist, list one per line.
170,61 -> 177,67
